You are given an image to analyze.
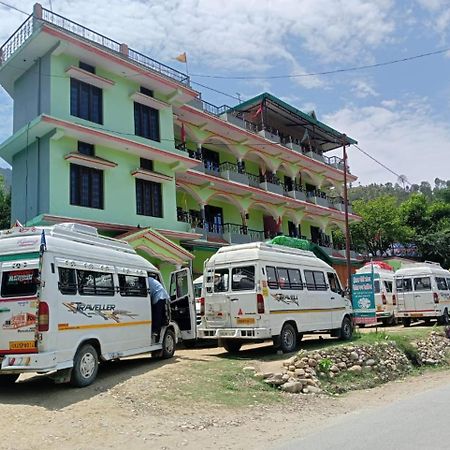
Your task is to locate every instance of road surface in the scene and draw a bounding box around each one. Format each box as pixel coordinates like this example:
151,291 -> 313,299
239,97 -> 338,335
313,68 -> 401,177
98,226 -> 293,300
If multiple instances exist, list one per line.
278,379 -> 450,450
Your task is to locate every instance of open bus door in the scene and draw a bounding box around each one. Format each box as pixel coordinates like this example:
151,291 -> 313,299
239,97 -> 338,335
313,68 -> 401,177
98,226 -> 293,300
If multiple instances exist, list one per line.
169,268 -> 196,344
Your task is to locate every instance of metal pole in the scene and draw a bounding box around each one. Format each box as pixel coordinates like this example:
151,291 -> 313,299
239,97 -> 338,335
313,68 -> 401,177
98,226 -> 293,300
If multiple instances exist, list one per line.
342,135 -> 352,300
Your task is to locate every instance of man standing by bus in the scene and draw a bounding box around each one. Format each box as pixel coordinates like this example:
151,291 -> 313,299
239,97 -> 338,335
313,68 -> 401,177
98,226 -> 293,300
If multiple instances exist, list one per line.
148,275 -> 170,342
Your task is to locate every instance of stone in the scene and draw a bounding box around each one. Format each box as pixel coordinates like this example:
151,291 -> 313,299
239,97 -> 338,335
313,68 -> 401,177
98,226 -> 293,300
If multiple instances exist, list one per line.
282,374 -> 290,381
294,361 -> 306,369
337,362 -> 347,369
308,359 -> 318,367
286,356 -> 298,366
348,365 -> 362,374
288,365 -> 296,371
281,381 -> 303,393
365,359 -> 376,367
330,365 -> 340,373
265,378 -> 285,386
307,386 -> 322,394
243,366 -> 256,374
287,371 -> 296,378
350,351 -> 359,361
294,369 -> 306,377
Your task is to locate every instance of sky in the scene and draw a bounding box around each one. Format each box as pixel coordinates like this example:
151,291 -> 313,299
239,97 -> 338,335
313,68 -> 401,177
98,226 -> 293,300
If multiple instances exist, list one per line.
0,0 -> 450,187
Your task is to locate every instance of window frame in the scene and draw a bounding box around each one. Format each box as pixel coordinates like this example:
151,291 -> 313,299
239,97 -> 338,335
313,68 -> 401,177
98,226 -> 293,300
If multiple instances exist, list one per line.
231,266 -> 255,291
134,102 -> 160,142
396,278 -> 412,292
435,277 -> 448,291
304,270 -> 328,291
58,267 -> 77,295
77,270 -> 115,296
266,266 -> 278,289
70,163 -> 104,210
1,269 -> 39,298
135,178 -> 163,217
70,78 -> 103,124
118,274 -> 148,297
413,276 -> 432,292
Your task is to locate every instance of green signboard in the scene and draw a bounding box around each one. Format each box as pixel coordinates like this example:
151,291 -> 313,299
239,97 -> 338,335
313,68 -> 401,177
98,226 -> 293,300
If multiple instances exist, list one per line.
351,272 -> 377,324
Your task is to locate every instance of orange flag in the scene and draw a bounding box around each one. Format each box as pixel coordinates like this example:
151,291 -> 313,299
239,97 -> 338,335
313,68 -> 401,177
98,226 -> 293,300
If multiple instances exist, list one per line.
175,52 -> 187,63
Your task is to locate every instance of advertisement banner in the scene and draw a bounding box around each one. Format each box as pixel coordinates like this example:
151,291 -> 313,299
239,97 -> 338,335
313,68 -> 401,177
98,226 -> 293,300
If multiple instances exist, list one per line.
351,272 -> 377,325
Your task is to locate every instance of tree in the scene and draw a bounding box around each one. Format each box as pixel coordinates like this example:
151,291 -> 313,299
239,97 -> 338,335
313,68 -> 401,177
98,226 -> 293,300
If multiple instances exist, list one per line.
0,176 -> 10,230
350,195 -> 411,256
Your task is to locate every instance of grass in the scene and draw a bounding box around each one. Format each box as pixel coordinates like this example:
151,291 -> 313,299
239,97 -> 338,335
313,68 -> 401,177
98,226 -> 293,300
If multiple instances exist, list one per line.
157,358 -> 282,408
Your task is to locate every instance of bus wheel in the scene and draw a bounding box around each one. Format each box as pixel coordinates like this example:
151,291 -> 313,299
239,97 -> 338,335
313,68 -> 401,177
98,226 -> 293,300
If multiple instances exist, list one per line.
438,309 -> 449,326
402,318 -> 411,327
222,339 -> 242,354
280,323 -> 298,353
70,344 -> 99,388
161,329 -> 176,359
339,316 -> 353,341
0,374 -> 20,385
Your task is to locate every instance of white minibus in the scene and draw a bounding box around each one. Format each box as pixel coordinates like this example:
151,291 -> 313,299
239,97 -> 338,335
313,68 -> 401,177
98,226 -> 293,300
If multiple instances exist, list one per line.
394,262 -> 450,326
0,223 -> 196,387
197,242 -> 353,353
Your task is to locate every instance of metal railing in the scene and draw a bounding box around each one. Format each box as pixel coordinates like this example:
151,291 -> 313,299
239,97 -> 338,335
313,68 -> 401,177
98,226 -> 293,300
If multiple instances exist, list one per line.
0,7 -> 190,86
0,14 -> 33,64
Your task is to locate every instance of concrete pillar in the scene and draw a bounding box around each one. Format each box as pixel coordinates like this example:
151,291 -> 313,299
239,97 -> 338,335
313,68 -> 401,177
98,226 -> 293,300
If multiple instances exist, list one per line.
120,43 -> 129,57
237,158 -> 246,174
33,3 -> 43,19
195,143 -> 203,161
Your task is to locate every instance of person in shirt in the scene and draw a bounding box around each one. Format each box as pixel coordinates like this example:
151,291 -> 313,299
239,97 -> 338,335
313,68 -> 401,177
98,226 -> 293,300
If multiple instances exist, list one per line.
148,275 -> 170,342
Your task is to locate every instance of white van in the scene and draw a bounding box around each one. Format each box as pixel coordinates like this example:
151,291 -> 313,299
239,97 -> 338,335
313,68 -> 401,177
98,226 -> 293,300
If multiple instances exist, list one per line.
355,262 -> 396,326
394,262 -> 450,326
193,275 -> 203,325
197,242 -> 353,353
0,223 -> 196,387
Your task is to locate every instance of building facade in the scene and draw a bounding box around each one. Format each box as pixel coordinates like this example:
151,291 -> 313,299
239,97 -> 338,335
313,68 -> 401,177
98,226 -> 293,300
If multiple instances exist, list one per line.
0,4 -> 362,284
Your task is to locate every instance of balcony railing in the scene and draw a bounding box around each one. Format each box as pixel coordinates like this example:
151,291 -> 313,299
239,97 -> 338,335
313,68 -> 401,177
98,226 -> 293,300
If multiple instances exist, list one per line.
0,7 -> 190,86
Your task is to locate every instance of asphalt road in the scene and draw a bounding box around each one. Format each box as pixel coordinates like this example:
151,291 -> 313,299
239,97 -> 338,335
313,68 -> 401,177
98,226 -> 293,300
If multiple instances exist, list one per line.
277,380 -> 450,450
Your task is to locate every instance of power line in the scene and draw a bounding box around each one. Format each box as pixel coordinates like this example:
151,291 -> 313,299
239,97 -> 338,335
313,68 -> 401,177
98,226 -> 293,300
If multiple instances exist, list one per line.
190,80 -> 240,101
352,143 -> 412,186
190,47 -> 450,80
0,1 -> 29,15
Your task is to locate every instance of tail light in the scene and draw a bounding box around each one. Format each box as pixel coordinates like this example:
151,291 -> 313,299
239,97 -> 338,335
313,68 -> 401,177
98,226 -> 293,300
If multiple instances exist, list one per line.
381,293 -> 387,305
392,294 -> 397,306
199,297 -> 205,316
257,294 -> 265,314
433,292 -> 439,304
38,301 -> 49,332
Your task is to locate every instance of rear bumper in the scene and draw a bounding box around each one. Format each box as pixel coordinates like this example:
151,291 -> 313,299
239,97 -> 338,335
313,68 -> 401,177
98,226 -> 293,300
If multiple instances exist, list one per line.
197,327 -> 272,340
396,310 -> 439,318
0,351 -> 57,373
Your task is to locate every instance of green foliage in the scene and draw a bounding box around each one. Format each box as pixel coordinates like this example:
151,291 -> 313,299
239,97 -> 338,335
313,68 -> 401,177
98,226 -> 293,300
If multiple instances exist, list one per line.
318,358 -> 333,373
0,176 -> 11,230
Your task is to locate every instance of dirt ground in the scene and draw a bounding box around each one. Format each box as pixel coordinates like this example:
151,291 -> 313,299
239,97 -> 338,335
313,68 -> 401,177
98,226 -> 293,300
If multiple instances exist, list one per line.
1,331 -> 450,450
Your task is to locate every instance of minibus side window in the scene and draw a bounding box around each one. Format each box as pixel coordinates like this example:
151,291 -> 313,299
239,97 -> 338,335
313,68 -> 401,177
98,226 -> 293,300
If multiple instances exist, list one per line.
304,270 -> 327,291
266,266 -> 278,289
396,278 -> 412,292
384,281 -> 393,293
58,268 -> 77,295
435,277 -> 448,291
327,272 -> 340,293
118,275 -> 148,297
373,280 -> 381,294
414,277 -> 431,291
276,268 -> 290,289
213,269 -> 229,293
77,270 -> 115,296
232,266 -> 255,291
288,269 -> 303,290
1,269 -> 39,298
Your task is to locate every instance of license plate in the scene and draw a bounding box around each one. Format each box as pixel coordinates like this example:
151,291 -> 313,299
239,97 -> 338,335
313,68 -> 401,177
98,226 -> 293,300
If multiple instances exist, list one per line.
410,313 -> 423,318
9,340 -> 36,351
237,317 -> 255,325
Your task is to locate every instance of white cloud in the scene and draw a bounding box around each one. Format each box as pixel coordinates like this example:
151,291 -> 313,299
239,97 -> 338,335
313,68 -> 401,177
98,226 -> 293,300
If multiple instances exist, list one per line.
324,97 -> 450,185
0,0 -> 396,77
416,0 -> 450,37
351,80 -> 379,98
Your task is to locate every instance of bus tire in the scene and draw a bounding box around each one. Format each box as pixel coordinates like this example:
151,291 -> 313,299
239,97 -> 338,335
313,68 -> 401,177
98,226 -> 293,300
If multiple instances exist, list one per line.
161,329 -> 176,359
70,344 -> 99,388
438,309 -> 449,326
0,374 -> 20,385
280,323 -> 298,353
402,317 -> 411,327
338,316 -> 353,341
222,339 -> 242,354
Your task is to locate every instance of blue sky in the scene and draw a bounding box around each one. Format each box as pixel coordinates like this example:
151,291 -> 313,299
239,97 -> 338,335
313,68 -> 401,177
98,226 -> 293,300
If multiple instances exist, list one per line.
1,0 -> 450,186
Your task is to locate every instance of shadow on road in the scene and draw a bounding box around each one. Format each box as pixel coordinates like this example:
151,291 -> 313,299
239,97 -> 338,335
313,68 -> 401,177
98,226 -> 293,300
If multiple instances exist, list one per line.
0,353 -> 180,410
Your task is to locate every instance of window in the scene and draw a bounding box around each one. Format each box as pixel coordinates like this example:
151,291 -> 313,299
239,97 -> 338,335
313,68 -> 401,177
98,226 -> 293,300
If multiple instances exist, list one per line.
277,268 -> 290,289
304,270 -> 327,291
136,179 -> 162,217
414,277 -> 431,291
1,269 -> 39,297
288,269 -> 303,290
202,148 -> 220,173
118,275 -> 148,297
384,281 -> 393,293
327,272 -> 340,293
77,270 -> 114,296
79,61 -> 95,73
374,280 -> 381,294
213,268 -> 229,293
232,266 -> 255,291
266,266 -> 278,289
140,158 -> 154,171
396,278 -> 412,292
134,102 -> 160,141
170,270 -> 190,299
70,78 -> 103,124
70,164 -> 104,209
78,141 -> 95,156
58,268 -> 77,295
140,86 -> 154,97
447,279 -> 450,291
436,277 -> 448,291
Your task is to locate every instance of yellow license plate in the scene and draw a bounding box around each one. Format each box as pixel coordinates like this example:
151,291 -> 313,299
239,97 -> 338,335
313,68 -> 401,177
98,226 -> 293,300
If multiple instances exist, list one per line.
9,340 -> 36,351
237,317 -> 255,325
410,313 -> 423,318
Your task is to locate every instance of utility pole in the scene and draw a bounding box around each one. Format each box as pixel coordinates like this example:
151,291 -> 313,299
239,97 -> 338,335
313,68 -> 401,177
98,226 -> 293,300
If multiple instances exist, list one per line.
342,135 -> 352,300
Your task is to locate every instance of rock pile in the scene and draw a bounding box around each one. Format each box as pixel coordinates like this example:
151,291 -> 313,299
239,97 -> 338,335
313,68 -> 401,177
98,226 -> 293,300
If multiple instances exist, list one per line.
416,331 -> 450,365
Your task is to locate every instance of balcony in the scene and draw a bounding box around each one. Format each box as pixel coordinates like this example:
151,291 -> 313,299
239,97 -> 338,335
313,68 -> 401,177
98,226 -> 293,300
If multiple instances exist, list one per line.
219,162 -> 250,185
259,173 -> 284,195
1,6 -> 190,86
284,185 -> 307,202
306,190 -> 332,208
